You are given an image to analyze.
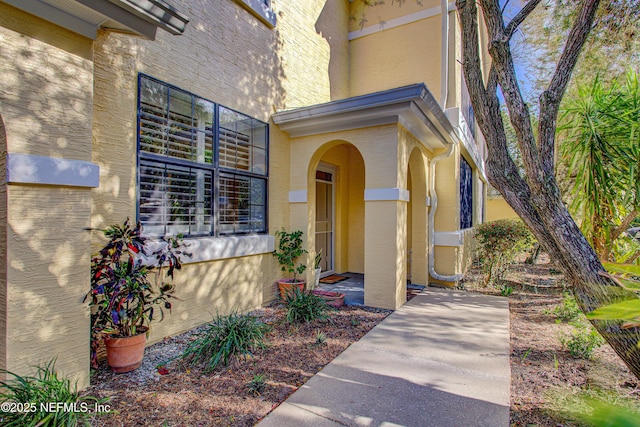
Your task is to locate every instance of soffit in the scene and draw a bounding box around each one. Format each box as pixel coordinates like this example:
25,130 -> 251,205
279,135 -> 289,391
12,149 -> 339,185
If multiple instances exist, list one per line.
2,0 -> 188,40
272,84 -> 459,151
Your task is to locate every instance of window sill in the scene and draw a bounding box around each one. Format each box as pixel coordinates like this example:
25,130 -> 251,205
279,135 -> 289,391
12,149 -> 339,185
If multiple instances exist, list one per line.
175,234 -> 275,264
234,0 -> 276,28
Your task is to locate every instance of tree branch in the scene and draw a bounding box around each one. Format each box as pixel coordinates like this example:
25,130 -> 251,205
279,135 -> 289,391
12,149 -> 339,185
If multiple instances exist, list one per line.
538,0 -> 602,176
455,0 -> 489,110
504,0 -> 543,40
611,209 -> 638,243
479,0 -> 543,196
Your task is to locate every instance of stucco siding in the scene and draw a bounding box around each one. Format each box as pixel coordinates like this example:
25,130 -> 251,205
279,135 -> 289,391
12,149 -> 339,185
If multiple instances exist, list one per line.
0,4 -> 94,387
434,148 -> 459,232
487,197 -> 519,222
350,15 -> 442,98
146,253 -> 273,342
0,0 -> 489,385
7,186 -> 91,388
0,4 -> 93,160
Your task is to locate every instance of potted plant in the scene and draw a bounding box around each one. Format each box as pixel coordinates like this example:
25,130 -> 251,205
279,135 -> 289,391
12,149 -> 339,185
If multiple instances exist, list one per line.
85,219 -> 190,373
273,230 -> 307,299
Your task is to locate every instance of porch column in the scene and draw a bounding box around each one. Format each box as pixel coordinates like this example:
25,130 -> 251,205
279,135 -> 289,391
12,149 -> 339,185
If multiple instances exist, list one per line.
288,189 -> 317,285
364,188 -> 408,310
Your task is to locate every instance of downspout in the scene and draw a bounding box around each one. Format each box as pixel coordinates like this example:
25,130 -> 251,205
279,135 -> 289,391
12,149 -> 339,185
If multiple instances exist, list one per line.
429,0 -> 462,284
439,0 -> 449,109
429,143 -> 464,283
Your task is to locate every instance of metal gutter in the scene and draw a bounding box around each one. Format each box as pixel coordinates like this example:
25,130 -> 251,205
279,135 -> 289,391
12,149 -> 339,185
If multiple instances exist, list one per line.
3,0 -> 189,40
115,0 -> 189,35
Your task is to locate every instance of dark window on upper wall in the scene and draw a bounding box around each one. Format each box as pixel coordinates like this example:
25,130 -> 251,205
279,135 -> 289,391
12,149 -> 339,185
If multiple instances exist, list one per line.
460,156 -> 473,229
137,74 -> 268,237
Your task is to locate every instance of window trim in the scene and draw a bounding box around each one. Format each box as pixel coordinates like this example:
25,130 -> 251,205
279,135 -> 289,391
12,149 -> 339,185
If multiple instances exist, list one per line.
136,73 -> 269,238
233,0 -> 276,28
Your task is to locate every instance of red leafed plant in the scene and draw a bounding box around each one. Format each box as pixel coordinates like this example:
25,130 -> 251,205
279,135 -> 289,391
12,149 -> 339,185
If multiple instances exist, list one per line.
85,218 -> 190,368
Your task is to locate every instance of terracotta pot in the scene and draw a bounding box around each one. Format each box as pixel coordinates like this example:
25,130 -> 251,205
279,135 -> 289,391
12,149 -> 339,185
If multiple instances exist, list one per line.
104,327 -> 148,373
312,290 -> 346,308
277,279 -> 305,300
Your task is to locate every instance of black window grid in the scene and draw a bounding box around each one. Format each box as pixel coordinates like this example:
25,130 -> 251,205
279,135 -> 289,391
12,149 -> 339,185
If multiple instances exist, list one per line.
136,74 -> 269,237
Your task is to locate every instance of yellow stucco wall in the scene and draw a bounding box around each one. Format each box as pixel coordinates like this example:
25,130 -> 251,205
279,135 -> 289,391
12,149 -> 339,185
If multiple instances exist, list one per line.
407,145 -> 429,285
487,197 -> 519,222
434,148 -> 459,232
349,15 -> 442,98
349,0 -> 441,32
0,3 -> 94,387
293,129 -> 398,237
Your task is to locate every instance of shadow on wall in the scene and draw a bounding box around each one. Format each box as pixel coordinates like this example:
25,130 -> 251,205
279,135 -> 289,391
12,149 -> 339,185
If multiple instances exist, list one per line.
0,9 -> 94,386
316,0 -> 350,100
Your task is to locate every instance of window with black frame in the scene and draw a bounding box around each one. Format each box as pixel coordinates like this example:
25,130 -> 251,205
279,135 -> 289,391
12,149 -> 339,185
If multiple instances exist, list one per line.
460,155 -> 473,229
137,75 -> 268,237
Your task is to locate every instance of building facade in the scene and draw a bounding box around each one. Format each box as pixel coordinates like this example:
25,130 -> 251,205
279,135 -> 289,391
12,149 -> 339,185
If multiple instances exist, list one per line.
0,0 -> 487,388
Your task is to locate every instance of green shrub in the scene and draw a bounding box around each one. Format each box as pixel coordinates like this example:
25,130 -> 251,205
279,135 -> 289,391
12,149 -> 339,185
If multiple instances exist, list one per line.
246,373 -> 267,396
0,360 -> 107,426
552,293 -> 583,322
180,312 -> 270,372
283,288 -> 332,324
560,325 -> 604,359
315,330 -> 327,345
500,285 -> 514,297
474,219 -> 536,287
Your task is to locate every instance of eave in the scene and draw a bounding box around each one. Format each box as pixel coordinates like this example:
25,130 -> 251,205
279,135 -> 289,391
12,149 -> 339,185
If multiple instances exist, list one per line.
2,0 -> 189,40
272,84 -> 459,151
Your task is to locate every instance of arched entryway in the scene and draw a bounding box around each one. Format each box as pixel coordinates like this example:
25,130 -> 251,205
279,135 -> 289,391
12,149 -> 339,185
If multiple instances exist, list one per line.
309,142 -> 366,278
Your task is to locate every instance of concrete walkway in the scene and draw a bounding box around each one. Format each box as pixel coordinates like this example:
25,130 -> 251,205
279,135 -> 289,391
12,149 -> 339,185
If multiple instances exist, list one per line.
257,289 -> 510,427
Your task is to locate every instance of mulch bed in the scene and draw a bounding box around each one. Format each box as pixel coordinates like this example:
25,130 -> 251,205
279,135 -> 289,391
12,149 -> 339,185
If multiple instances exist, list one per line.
464,256 -> 640,426
86,305 -> 390,426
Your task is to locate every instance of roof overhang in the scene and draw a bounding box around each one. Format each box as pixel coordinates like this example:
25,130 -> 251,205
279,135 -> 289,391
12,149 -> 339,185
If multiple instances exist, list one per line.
2,0 -> 189,40
272,84 -> 459,151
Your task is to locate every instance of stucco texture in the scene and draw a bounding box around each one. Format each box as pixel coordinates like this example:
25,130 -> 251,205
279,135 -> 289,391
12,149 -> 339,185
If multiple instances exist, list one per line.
0,3 -> 94,387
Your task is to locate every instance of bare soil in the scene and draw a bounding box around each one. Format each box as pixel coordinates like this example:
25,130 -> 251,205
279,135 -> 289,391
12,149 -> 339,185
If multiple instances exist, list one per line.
86,258 -> 640,426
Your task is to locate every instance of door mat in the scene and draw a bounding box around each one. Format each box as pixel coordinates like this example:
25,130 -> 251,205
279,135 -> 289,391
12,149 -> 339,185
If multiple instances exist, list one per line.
319,275 -> 347,284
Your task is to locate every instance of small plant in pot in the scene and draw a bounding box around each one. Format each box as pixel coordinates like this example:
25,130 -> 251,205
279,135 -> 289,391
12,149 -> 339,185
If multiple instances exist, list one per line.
273,229 -> 308,299
85,218 -> 190,373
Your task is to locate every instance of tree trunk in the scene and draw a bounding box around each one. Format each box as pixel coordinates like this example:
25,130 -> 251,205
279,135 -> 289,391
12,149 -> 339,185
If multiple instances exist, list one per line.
456,0 -> 640,379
